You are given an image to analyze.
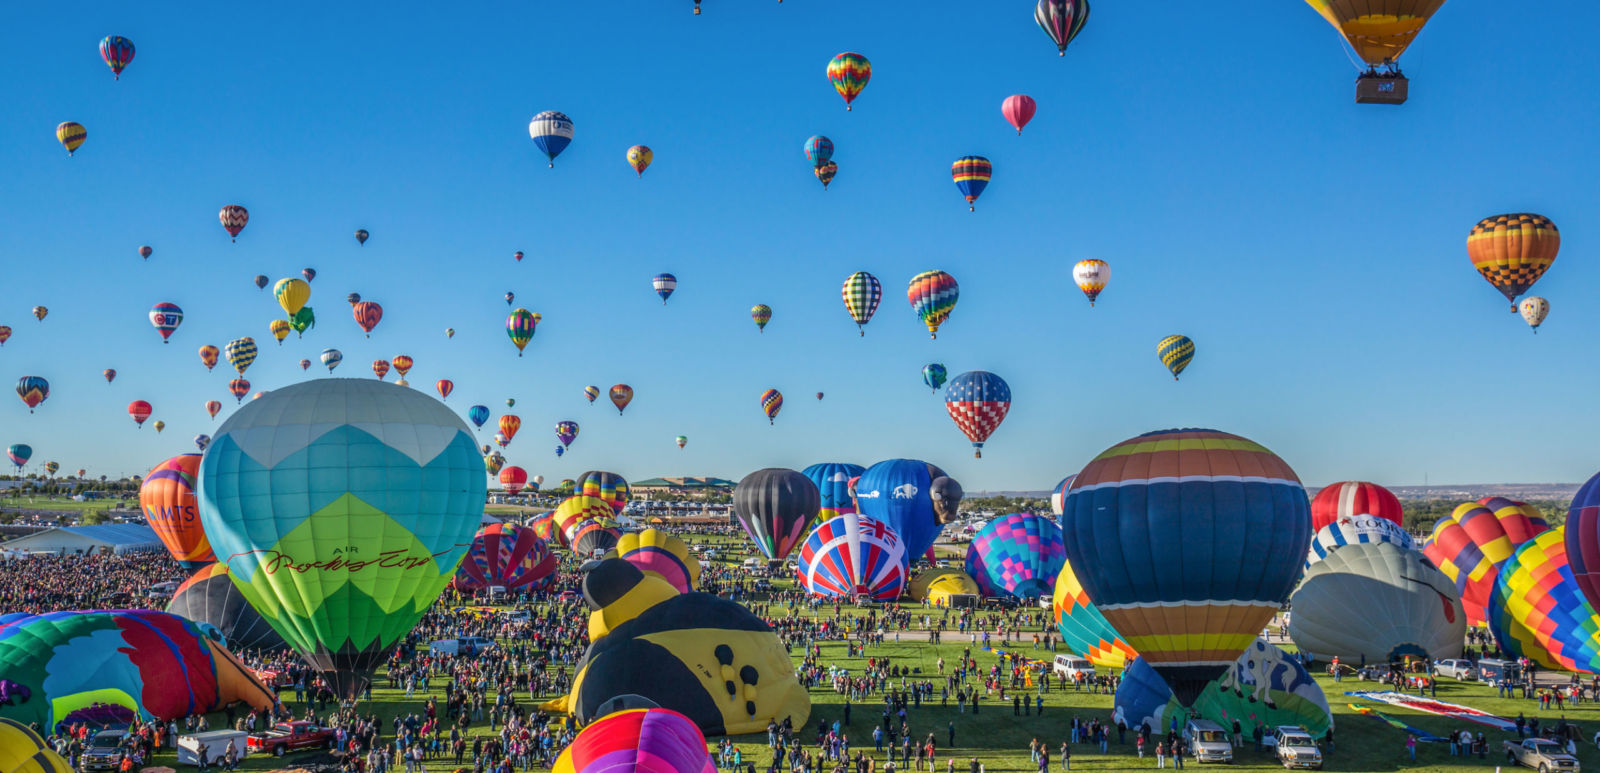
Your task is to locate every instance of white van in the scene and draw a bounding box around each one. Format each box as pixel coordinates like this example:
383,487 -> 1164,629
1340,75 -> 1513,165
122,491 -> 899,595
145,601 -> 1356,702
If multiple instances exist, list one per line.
1183,719 -> 1233,763
178,730 -> 249,767
1051,655 -> 1094,680
428,636 -> 496,656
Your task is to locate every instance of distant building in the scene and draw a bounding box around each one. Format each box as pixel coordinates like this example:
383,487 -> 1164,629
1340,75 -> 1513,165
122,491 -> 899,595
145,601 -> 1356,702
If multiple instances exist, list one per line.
630,477 -> 736,498
0,524 -> 163,556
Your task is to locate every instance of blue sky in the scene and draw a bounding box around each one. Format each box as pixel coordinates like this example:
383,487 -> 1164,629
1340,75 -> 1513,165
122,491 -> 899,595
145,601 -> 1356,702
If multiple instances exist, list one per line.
2,1 -> 1598,491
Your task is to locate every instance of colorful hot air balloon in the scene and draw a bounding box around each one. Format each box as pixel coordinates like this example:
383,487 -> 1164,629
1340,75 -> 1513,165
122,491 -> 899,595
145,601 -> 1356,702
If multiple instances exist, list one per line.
454,523 -> 555,592
613,529 -> 700,592
1566,471 -> 1600,617
445,328 -> 454,338
583,386 -> 600,404
653,273 -> 677,304
1157,335 -> 1194,380
6,445 -> 31,472
199,345 -> 219,371
206,400 -> 222,419
499,414 -> 522,444
43,461 -> 59,477
804,135 -> 834,167
15,377 -> 48,413
320,348 -> 342,372
816,392 -> 823,400
352,302 -> 383,337
1520,296 -> 1550,333
750,304 -> 772,332
760,389 -> 783,424
551,496 -> 616,549
1309,481 -> 1404,533
922,363 -> 948,393
797,512 -> 909,601
627,145 -> 653,177
733,468 -> 820,560
1421,498 -> 1549,625
609,384 -> 633,415
219,205 -> 249,241
499,466 -> 529,496
228,379 -> 250,403
556,420 -> 579,449
372,360 -> 390,380
103,369 -> 116,383
55,122 -> 86,156
148,302 -> 183,342
1491,527 -> 1600,673
1052,558 -> 1138,669
552,708 -> 715,773
1001,95 -> 1037,134
299,359 -> 311,371
1304,515 -> 1417,570
493,431 -> 510,448
467,405 -> 489,429
826,52 -> 871,110
802,462 -> 865,522
814,161 -> 838,190
676,435 -> 687,449
274,278 -> 310,317
505,292 -> 515,306
139,245 -> 153,260
965,512 -> 1065,598
951,156 -> 992,211
514,250 -> 524,262
99,35 -> 135,79
31,307 -> 47,322
1072,259 -> 1110,306
506,309 -> 539,355
139,454 -> 216,570
392,355 -> 413,377
1059,429 -> 1310,706
908,271 -> 959,338
943,371 -> 1011,458
1035,0 -> 1091,56
128,400 -> 152,427
575,471 -> 630,515
435,380 -> 453,400
842,271 -> 882,335
302,268 -> 316,283
484,452 -> 505,476
529,111 -> 575,168
0,326 -> 10,346
354,229 -> 369,245
505,398 -> 515,407
1468,214 -> 1559,311
225,337 -> 257,375
198,379 -> 485,699
269,319 -> 291,344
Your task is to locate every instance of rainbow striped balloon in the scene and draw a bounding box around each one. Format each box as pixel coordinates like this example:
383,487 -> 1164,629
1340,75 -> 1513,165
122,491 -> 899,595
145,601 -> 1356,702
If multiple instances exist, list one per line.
908,270 -> 959,339
826,52 -> 871,110
760,389 -> 783,424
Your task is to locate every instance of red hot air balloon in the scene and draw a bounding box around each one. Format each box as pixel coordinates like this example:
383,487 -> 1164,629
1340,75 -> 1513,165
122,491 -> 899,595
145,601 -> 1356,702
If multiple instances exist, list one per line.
436,379 -> 454,401
352,302 -> 383,337
499,466 -> 529,496
206,400 -> 222,419
1001,95 -> 1037,134
1309,481 -> 1404,533
609,384 -> 634,415
128,400 -> 152,427
219,205 -> 249,241
372,360 -> 390,380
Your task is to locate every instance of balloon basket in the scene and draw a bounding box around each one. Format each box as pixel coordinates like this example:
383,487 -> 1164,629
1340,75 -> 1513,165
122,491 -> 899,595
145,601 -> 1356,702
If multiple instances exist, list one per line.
1355,72 -> 1408,105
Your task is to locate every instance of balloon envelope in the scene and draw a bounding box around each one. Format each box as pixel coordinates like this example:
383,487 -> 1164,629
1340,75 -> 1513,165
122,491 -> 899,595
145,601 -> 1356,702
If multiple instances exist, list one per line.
854,459 -> 962,561
732,468 -> 819,560
165,564 -> 288,653
964,512 -> 1065,599
139,454 -> 216,569
797,512 -> 909,602
1288,542 -> 1464,663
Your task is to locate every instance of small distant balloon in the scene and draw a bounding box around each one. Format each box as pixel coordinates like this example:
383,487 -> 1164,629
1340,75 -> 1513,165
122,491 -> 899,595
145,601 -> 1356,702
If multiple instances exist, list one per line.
104,369 -> 116,383
815,161 -> 838,190
139,245 -> 153,260
1520,297 -> 1549,333
761,389 -> 783,424
1157,335 -> 1194,380
751,304 -> 772,332
584,386 -> 600,405
56,122 -> 86,156
529,111 -> 575,168
253,275 -> 269,290
951,156 -> 992,212
99,35 -> 135,79
220,205 -> 249,241
627,145 -> 653,177
355,229 -> 369,245
302,267 -> 317,282
653,273 -> 677,305
1001,95 -> 1037,134
321,348 -> 343,372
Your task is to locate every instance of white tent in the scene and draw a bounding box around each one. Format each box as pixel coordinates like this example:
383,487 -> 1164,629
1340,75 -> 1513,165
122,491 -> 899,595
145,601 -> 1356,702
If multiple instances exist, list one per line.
0,524 -> 163,556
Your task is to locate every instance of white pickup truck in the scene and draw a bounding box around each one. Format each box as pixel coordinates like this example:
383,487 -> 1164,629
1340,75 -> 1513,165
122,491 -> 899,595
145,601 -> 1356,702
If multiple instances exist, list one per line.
1505,738 -> 1580,772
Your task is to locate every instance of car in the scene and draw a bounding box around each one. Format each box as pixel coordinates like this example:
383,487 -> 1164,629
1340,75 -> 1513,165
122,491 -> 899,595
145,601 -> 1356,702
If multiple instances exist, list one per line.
1272,726 -> 1322,770
78,730 -> 129,772
428,636 -> 496,657
1184,719 -> 1233,764
1432,658 -> 1475,680
1505,738 -> 1580,772
246,721 -> 335,757
1051,655 -> 1094,681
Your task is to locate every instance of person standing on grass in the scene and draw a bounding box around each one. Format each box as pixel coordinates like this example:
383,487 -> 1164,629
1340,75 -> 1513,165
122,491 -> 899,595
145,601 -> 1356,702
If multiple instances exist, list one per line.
1405,735 -> 1416,762
1155,740 -> 1166,769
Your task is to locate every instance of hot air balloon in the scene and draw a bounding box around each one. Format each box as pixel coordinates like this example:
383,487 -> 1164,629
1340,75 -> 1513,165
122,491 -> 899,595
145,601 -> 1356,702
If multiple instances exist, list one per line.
301,268 -> 316,283
553,707 -> 715,773
499,414 -> 522,444
951,157 -> 991,211
1114,640 -> 1333,740
1310,481 -> 1404,532
798,512 -> 909,601
584,386 -> 600,404
557,420 -> 579,449
274,277 -> 310,317
1035,0 -> 1091,56
908,271 -> 959,338
505,398 -> 515,407
467,405 -> 489,429
454,523 -> 555,592
99,35 -> 135,79
1288,542 -> 1464,662
804,135 -> 834,167
55,122 -> 86,156
551,496 -> 616,549
802,463 -> 865,522
194,434 -> 210,452
484,452 -> 505,476
445,328 -> 454,338
493,431 -> 510,448
206,400 -> 221,419
153,421 -> 165,433
372,360 -> 390,380
760,389 -> 783,424
627,145 -> 653,177
1072,259 -> 1110,306
529,111 -> 574,168
269,319 -> 291,344
816,392 -> 823,400
1520,296 -> 1550,333
75,469 -> 85,478
165,564 -> 287,653
225,337 -> 257,375
751,304 -> 772,332
393,355 -> 413,377
842,272 -> 881,335
290,306 -> 315,336
1305,0 -> 1445,103
139,454 -> 216,570
253,275 -> 269,290
609,384 -> 633,415
353,302 -> 383,337
1421,498 -> 1548,625
965,512 -> 1065,598
1059,428 -> 1310,706
1001,95 -> 1037,134
31,307 -> 46,322
507,309 -> 539,355
906,568 -> 982,607
922,363 -> 948,393
675,435 -> 687,449
299,359 -> 311,371
43,461 -> 58,477
228,379 -> 250,403
320,348 -> 342,372
514,251 -> 524,262
138,245 -> 153,260
1468,214 -> 1559,312
103,369 -> 116,383
199,345 -> 219,371
504,292 -> 515,306
826,52 -> 871,110
435,380 -> 453,401
0,327 -> 10,346
219,205 -> 249,241
500,466 -> 529,496
354,229 -> 369,245
576,471 -> 630,515
733,468 -> 820,560
1562,472 -> 1600,615
15,377 -> 48,413
572,521 -> 623,556
6,445 -> 30,472
1052,558 -> 1138,669
148,302 -> 183,342
855,460 -> 963,560
653,273 -> 677,304
346,293 -> 362,306
943,371 -> 1010,458
814,161 -> 838,190
612,529 -> 700,592
1157,334 -> 1194,380
198,379 -> 484,699
1304,515 -> 1417,569
1491,527 -> 1600,672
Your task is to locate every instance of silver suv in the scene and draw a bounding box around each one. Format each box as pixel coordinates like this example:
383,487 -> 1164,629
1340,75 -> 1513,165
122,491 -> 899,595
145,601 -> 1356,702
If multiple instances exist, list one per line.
78,730 -> 129,772
1273,726 -> 1322,770
1432,658 -> 1474,680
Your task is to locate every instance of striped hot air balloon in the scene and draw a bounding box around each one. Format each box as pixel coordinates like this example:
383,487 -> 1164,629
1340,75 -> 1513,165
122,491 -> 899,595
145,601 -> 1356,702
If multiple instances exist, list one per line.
798,512 -> 908,601
149,302 -> 183,343
760,389 -> 783,424
908,271 -> 959,339
826,52 -> 871,110
951,156 -> 991,211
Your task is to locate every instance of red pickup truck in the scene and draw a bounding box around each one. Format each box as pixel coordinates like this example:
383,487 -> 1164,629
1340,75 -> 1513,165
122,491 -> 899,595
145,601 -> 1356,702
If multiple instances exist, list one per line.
247,721 -> 335,756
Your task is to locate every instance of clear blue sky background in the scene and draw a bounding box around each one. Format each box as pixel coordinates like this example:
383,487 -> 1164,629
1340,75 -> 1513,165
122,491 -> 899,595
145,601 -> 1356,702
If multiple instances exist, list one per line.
2,1 -> 1598,491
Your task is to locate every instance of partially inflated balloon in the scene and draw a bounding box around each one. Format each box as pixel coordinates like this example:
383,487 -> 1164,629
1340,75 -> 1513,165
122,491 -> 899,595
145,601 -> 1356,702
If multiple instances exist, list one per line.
802,462 -> 865,521
197,379 -> 485,698
853,459 -> 963,561
1421,498 -> 1547,625
575,471 -> 630,515
1289,542 -> 1464,662
1304,515 -> 1416,570
964,512 -> 1064,598
732,468 -> 819,560
552,496 -> 615,550
1052,559 -> 1138,669
166,564 -> 287,653
454,523 -> 555,592
612,529 -> 700,592
139,454 -> 216,570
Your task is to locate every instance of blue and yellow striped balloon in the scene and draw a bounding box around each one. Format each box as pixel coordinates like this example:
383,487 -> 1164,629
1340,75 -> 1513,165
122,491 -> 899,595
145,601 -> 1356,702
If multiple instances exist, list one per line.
225,337 -> 258,376
1156,335 -> 1194,380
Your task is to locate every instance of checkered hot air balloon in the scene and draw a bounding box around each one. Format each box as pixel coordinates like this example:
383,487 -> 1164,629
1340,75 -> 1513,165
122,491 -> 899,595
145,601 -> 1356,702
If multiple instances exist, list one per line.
225,337 -> 257,375
798,512 -> 908,601
908,271 -> 959,338
942,371 -> 1010,458
965,512 -> 1065,599
1467,214 -> 1559,312
841,272 -> 881,335
760,389 -> 783,424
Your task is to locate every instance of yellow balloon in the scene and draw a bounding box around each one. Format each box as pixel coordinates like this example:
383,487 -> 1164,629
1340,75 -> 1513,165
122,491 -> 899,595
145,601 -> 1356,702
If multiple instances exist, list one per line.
269,319 -> 292,343
273,277 -> 311,316
1304,0 -> 1445,66
0,718 -> 72,773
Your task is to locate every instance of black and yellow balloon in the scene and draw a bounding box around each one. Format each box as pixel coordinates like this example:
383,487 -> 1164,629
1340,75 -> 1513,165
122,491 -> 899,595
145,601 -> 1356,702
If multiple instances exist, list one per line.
542,559 -> 810,737
0,718 -> 72,773
1304,1 -> 1446,65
